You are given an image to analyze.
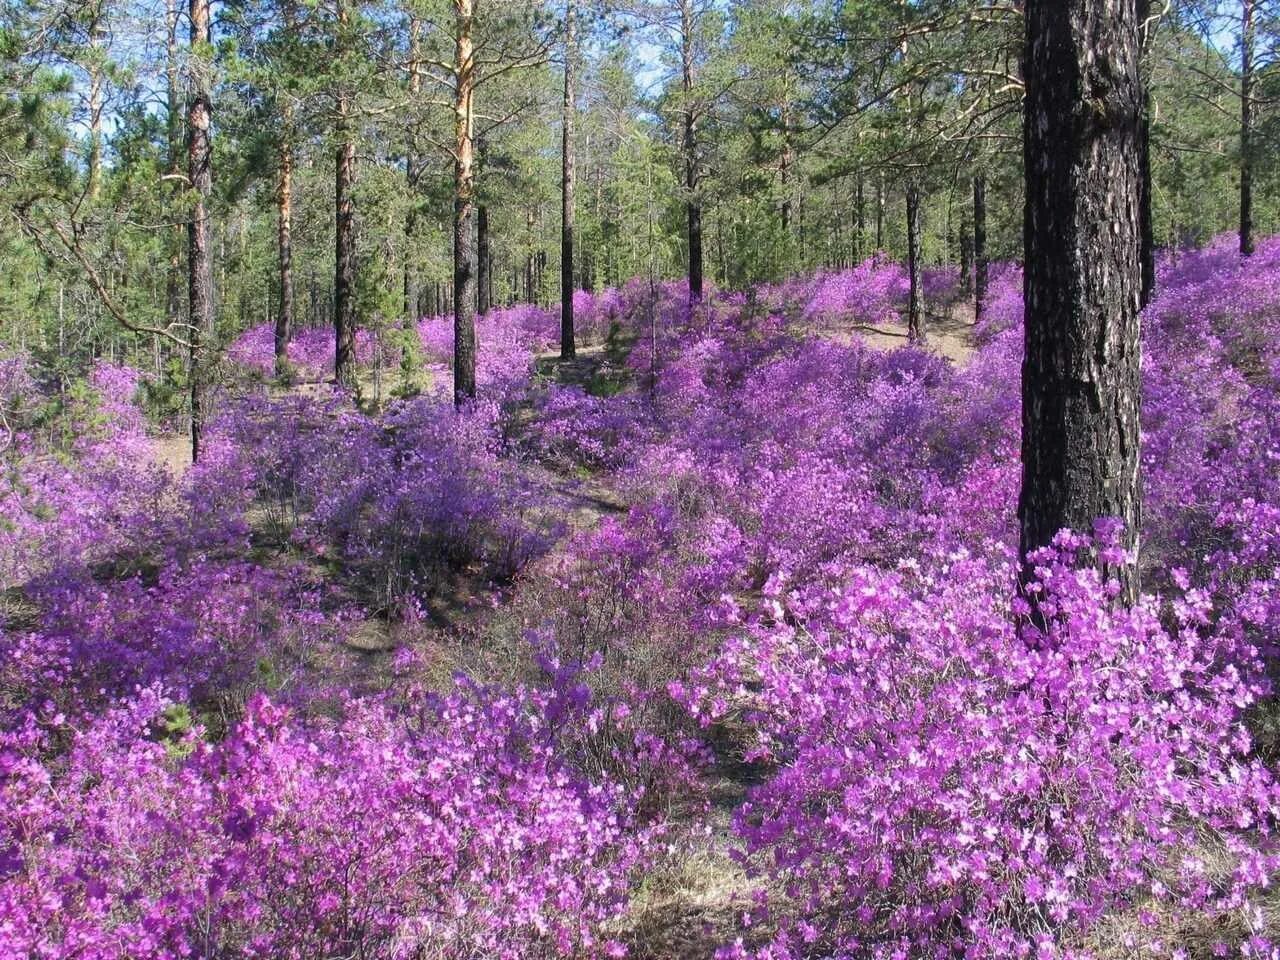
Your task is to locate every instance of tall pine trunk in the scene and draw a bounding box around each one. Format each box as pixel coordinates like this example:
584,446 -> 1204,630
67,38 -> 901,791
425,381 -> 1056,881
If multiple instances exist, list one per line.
560,1 -> 577,359
875,173 -> 884,251
1240,0 -> 1255,256
187,0 -> 214,463
680,0 -> 703,302
165,0 -> 182,334
333,0 -> 357,387
854,178 -> 865,261
405,17 -> 421,322
452,0 -> 478,402
1138,0 -> 1155,306
906,184 -> 924,342
275,126 -> 293,374
334,130 -> 356,385
1020,0 -> 1144,604
973,174 -> 987,319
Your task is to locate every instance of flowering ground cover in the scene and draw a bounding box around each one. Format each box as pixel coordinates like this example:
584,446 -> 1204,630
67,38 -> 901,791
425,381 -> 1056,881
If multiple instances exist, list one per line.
4,244 -> 1280,958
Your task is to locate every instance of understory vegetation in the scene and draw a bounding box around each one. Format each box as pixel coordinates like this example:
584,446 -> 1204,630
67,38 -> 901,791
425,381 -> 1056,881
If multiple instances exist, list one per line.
4,240 -> 1280,958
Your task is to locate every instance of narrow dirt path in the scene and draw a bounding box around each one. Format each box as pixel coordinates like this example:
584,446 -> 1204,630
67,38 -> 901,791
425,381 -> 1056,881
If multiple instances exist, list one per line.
828,298 -> 977,364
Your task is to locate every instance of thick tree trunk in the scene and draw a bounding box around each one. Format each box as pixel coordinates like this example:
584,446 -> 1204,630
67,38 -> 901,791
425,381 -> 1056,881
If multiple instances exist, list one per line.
187,0 -> 214,464
973,174 -> 988,319
1020,0 -> 1144,604
681,0 -> 703,302
275,131 -> 293,374
906,184 -> 924,343
560,1 -> 577,358
452,0 -> 478,402
1241,0 -> 1255,256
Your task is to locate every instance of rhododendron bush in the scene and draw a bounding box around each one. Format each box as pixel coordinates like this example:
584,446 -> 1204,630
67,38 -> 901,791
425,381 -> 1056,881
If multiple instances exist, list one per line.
5,238 -> 1280,957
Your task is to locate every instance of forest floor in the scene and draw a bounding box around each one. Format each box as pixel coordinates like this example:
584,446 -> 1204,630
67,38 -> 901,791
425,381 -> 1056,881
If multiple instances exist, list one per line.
139,298 -> 978,957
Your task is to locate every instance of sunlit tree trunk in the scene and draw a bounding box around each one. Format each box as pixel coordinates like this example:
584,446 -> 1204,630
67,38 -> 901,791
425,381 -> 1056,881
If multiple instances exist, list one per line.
275,122 -> 293,373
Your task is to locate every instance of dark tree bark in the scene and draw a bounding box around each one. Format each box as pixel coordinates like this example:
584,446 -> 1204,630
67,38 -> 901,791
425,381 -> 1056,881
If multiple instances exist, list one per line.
973,174 -> 988,319
875,173 -> 884,251
906,184 -> 924,343
334,131 -> 356,386
165,0 -> 182,334
187,0 -> 214,464
333,0 -> 357,387
1241,0 -> 1256,256
452,0 -> 478,402
1139,89 -> 1155,308
960,215 -> 974,296
680,0 -> 703,302
1020,0 -> 1144,604
854,178 -> 865,261
405,17 -> 422,322
478,203 -> 491,315
1138,0 -> 1155,306
560,0 -> 577,358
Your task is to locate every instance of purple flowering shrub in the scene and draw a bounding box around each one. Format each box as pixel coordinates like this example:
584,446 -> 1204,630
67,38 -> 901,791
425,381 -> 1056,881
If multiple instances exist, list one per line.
227,323 -> 378,380
689,530 -> 1278,959
0,678 -> 654,960
8,233 -> 1280,957
0,361 -> 174,590
207,393 -> 553,611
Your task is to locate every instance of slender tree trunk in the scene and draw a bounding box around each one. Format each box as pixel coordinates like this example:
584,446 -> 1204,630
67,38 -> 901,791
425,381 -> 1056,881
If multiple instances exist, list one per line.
960,215 -> 973,295
1020,0 -> 1144,604
906,184 -> 924,343
87,11 -> 105,202
854,178 -> 865,261
187,0 -> 214,463
973,174 -> 988,319
333,0 -> 357,386
1139,89 -> 1155,307
405,17 -> 422,322
165,0 -> 182,332
334,130 -> 357,385
478,203 -> 491,316
680,0 -> 703,302
453,0 -> 478,402
275,125 -> 294,374
1138,0 -> 1156,306
875,173 -> 884,251
561,0 -> 577,358
1241,0 -> 1255,256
